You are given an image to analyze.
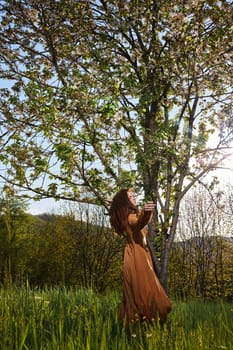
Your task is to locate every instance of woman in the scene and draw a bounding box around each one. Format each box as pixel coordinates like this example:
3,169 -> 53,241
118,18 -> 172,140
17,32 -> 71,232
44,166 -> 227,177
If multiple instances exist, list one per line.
109,188 -> 172,325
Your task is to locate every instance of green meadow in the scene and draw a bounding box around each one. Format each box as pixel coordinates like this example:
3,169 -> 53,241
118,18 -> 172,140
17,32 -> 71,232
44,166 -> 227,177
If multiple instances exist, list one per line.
0,286 -> 232,350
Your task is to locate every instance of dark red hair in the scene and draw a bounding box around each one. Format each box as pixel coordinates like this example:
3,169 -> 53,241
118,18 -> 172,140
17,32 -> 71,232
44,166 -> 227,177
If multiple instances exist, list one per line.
109,189 -> 138,235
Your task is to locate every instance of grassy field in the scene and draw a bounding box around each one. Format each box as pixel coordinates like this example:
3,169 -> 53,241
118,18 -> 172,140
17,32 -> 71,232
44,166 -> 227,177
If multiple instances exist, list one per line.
0,286 -> 232,350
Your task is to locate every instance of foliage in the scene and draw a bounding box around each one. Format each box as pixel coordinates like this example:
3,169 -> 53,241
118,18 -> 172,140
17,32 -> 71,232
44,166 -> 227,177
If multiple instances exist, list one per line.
27,205 -> 124,292
169,186 -> 233,299
0,286 -> 232,350
169,236 -> 233,300
0,199 -> 124,291
0,0 -> 233,287
0,187 -> 32,285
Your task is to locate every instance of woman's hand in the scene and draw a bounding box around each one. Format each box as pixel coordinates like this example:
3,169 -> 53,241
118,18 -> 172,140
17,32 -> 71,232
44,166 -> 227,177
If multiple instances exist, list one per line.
144,201 -> 155,211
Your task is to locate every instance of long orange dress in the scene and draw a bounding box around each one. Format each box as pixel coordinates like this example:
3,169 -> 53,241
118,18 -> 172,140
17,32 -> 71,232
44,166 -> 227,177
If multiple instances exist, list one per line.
119,209 -> 172,324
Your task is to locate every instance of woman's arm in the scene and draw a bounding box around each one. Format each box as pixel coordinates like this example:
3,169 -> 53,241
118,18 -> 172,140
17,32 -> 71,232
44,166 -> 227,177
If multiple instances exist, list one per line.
128,201 -> 155,230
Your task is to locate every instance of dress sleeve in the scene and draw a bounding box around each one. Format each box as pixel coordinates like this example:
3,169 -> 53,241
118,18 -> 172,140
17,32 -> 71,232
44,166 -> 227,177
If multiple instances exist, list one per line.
128,209 -> 152,231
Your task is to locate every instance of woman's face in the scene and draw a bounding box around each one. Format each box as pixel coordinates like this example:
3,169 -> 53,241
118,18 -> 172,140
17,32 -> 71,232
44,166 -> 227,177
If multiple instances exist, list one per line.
127,190 -> 137,206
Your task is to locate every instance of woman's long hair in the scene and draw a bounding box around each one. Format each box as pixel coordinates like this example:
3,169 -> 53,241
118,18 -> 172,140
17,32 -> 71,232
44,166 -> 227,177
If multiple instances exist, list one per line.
109,188 -> 138,235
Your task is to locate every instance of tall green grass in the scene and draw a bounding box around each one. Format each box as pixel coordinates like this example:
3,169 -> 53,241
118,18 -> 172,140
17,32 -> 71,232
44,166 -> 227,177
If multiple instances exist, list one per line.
0,286 -> 232,349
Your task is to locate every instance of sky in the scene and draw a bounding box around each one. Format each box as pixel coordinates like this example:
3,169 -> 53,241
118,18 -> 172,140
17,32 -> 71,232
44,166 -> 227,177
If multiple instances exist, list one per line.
28,197 -> 62,215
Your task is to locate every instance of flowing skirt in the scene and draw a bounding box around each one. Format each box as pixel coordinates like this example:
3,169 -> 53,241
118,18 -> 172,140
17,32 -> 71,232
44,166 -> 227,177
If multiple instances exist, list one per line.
119,243 -> 172,324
